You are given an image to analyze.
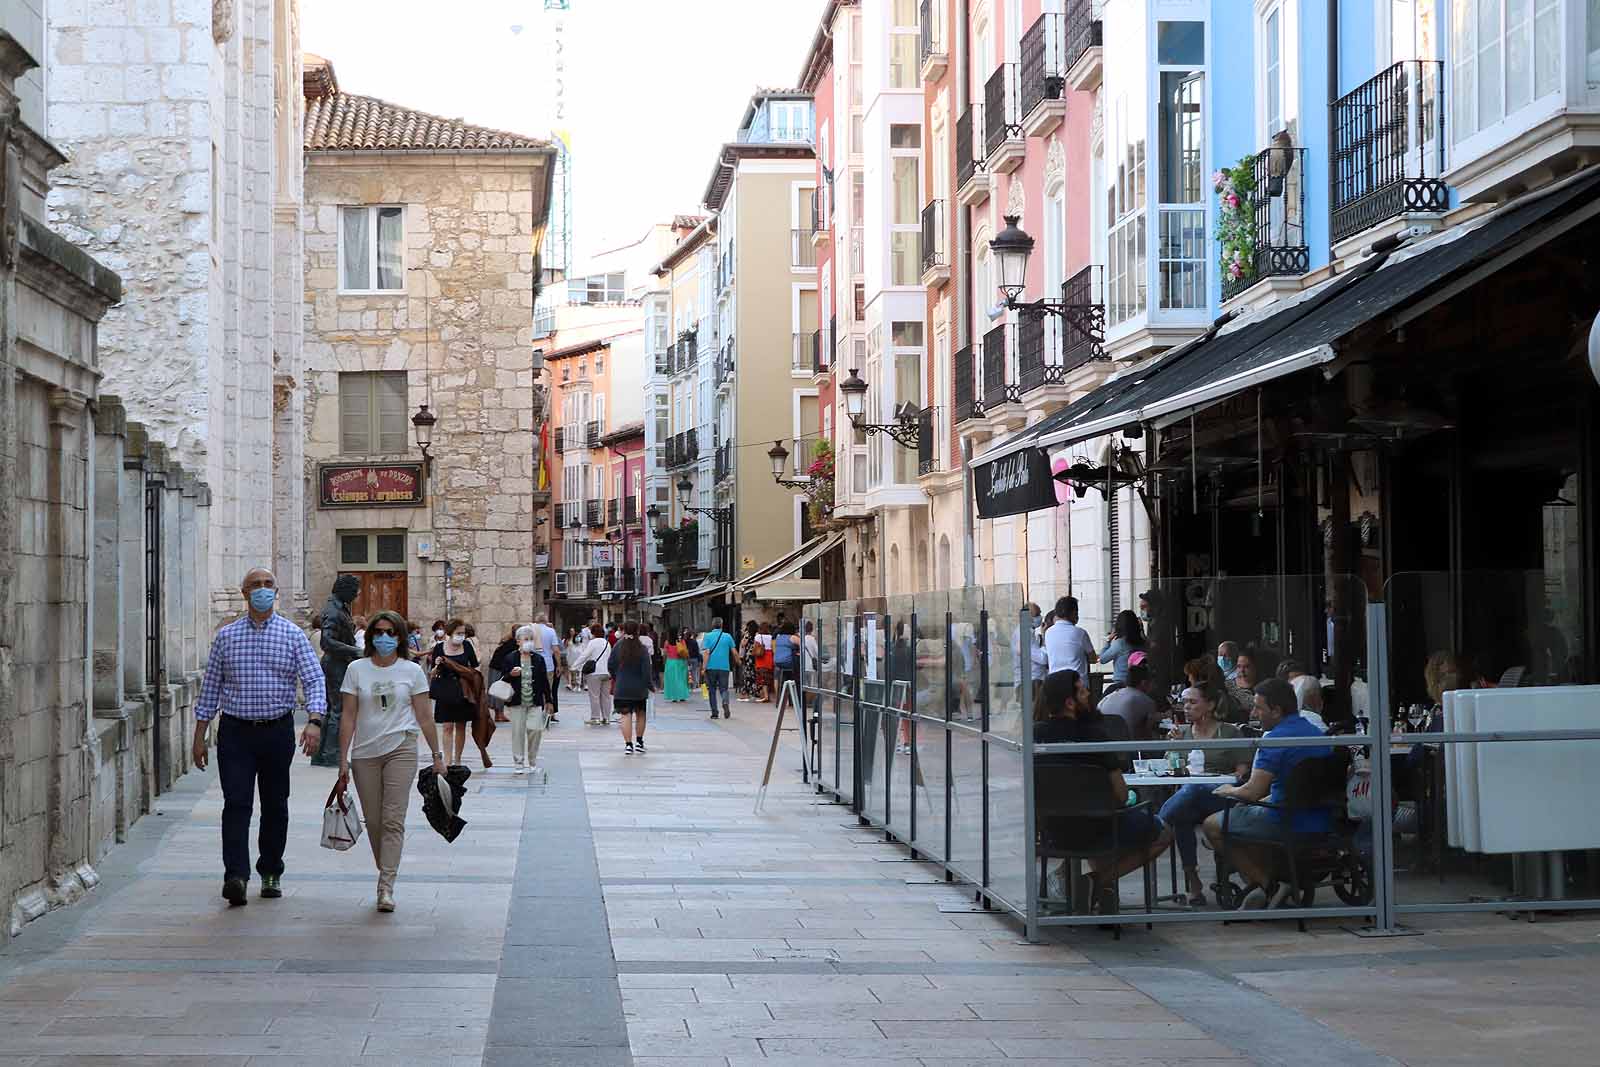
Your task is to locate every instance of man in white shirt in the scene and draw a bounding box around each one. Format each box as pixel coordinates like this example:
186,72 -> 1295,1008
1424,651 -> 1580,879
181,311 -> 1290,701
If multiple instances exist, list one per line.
533,613 -> 562,723
1044,596 -> 1097,678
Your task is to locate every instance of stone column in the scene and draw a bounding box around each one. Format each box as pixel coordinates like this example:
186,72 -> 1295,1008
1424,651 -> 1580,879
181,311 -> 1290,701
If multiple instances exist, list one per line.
160,453 -> 184,696
179,473 -> 199,677
92,397 -> 126,713
45,387 -> 91,883
121,425 -> 149,700
194,481 -> 212,666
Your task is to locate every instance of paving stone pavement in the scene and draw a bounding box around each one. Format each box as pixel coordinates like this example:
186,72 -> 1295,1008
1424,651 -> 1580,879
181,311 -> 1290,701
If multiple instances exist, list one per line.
5,689 -> 1600,1065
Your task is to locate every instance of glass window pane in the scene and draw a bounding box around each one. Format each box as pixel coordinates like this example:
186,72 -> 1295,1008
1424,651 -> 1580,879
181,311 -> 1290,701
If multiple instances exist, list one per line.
891,35 -> 919,88
1156,21 -> 1205,65
341,535 -> 369,565
377,373 -> 408,453
892,157 -> 918,224
1535,1 -> 1560,98
890,124 -> 921,149
339,374 -> 371,453
376,206 -> 403,289
376,534 -> 406,565
340,208 -> 370,290
1158,71 -> 1204,204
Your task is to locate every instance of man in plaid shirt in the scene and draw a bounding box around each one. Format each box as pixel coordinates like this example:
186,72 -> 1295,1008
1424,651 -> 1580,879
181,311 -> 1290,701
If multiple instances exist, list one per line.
194,568 -> 327,906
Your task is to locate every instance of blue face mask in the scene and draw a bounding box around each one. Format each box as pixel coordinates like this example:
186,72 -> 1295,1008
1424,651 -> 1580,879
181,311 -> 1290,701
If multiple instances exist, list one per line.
1217,655 -> 1235,673
371,633 -> 399,655
248,587 -> 276,613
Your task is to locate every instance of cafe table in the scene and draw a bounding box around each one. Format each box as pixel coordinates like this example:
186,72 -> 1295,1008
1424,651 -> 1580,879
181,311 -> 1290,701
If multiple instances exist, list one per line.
1123,772 -> 1239,906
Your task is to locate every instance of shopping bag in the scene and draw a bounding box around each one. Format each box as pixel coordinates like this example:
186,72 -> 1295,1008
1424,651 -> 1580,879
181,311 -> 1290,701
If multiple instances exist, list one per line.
320,784 -> 362,851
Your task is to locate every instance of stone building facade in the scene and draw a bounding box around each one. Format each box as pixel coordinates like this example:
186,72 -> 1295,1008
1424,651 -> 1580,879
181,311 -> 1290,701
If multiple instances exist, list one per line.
43,0 -> 308,624
2,31 -> 211,943
301,56 -> 555,639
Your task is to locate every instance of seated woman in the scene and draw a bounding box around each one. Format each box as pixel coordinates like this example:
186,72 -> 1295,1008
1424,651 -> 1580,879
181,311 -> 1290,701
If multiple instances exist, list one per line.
1034,670 -> 1165,915
1154,685 -> 1251,906
1185,656 -> 1246,723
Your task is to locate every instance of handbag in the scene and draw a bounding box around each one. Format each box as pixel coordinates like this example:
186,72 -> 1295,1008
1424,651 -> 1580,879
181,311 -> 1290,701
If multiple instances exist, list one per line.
581,658 -> 596,676
320,784 -> 363,851
488,679 -> 514,701
1345,753 -> 1373,821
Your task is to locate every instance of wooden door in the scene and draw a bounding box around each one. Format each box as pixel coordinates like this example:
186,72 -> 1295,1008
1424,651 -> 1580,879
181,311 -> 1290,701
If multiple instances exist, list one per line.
344,572 -> 409,623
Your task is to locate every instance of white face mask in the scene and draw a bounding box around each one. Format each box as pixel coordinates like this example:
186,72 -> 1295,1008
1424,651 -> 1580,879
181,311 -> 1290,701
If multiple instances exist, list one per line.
434,629 -> 445,639
520,640 -> 537,653
448,632 -> 465,644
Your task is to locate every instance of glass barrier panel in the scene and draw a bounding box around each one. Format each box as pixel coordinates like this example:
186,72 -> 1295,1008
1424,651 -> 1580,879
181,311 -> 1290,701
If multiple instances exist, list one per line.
987,742 -> 1028,911
911,590 -> 952,861
947,718 -> 985,889
949,587 -> 986,726
858,605 -> 888,827
1385,569 -> 1599,916
984,584 -> 1028,745
885,594 -> 919,843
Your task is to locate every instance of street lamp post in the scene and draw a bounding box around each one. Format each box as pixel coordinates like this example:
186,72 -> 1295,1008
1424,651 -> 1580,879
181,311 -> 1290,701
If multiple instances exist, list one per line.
411,403 -> 437,474
766,440 -> 811,489
838,368 -> 923,450
675,474 -> 733,580
989,215 -> 1109,366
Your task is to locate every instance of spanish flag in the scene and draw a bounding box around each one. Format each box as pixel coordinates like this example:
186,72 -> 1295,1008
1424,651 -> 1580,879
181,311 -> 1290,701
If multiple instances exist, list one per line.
537,422 -> 550,491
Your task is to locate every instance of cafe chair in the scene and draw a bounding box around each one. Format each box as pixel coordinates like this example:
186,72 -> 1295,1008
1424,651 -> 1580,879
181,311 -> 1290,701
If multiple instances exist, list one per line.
1034,762 -> 1157,939
1212,751 -> 1373,931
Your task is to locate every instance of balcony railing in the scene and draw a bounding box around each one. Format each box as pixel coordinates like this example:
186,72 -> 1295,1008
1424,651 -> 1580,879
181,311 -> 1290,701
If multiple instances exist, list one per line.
956,104 -> 982,188
607,498 -> 619,526
665,428 -> 699,469
920,200 -> 946,274
792,228 -> 818,268
600,567 -> 637,595
715,439 -> 732,483
982,323 -> 1017,409
1059,265 -> 1106,372
919,0 -> 943,65
954,344 -> 980,423
1222,146 -> 1310,303
562,501 -> 584,528
1332,60 -> 1447,244
793,332 -> 817,374
917,405 -> 935,476
586,420 -> 601,448
1016,311 -> 1062,395
984,64 -> 1020,157
717,339 -> 735,385
584,500 -> 602,527
1063,0 -> 1103,73
812,325 -> 829,375
828,314 -> 837,363
554,426 -> 565,453
1019,13 -> 1064,122
624,496 -> 638,525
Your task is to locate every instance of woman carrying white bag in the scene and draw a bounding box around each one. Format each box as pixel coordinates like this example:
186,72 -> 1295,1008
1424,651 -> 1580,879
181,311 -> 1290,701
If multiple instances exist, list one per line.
333,610 -> 447,913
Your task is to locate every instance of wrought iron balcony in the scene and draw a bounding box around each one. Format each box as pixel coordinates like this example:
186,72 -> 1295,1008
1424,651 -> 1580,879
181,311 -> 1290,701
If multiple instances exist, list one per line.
917,405 -> 935,476
792,228 -> 818,268
954,344 -> 981,423
717,340 -> 735,386
586,420 -> 601,448
1222,146 -> 1311,303
714,439 -> 732,483
607,498 -> 619,526
792,332 -> 817,374
584,500 -> 601,527
1332,60 -> 1447,245
919,0 -> 945,70
956,104 -> 982,189
1061,265 -> 1106,372
553,426 -> 565,453
920,200 -> 947,276
624,496 -> 638,525
1063,0 -> 1103,81
828,314 -> 837,364
1016,312 -> 1063,395
982,323 -> 1017,410
984,64 -> 1020,159
1019,13 -> 1065,126
681,332 -> 698,366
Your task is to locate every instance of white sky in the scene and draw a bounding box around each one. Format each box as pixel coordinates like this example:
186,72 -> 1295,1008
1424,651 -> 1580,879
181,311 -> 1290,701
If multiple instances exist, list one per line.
302,0 -> 826,267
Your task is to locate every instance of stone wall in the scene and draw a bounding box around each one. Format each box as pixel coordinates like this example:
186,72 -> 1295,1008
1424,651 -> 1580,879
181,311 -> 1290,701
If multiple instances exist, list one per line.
44,0 -> 306,623
302,154 -> 543,639
1,28 -> 208,946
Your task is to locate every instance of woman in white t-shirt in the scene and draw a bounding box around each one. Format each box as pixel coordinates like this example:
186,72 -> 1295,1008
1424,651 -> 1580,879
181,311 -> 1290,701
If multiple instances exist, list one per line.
576,625 -> 613,725
336,610 -> 447,913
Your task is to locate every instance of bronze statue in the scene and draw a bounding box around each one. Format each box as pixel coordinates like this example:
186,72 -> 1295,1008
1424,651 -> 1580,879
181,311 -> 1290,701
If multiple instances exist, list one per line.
312,574 -> 362,767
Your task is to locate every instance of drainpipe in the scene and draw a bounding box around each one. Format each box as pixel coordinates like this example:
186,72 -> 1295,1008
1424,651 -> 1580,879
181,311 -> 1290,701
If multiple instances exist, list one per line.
958,0 -> 976,588
1328,0 -> 1339,239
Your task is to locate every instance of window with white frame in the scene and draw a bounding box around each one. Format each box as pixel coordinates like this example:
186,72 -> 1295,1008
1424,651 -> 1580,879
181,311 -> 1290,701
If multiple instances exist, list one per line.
1449,0 -> 1562,148
339,206 -> 404,292
769,100 -> 811,142
1044,184 -> 1066,362
890,0 -> 921,88
1106,91 -> 1149,326
889,125 -> 922,285
866,325 -> 883,490
566,272 -> 626,304
1260,3 -> 1283,142
1156,21 -> 1206,311
891,321 -> 923,484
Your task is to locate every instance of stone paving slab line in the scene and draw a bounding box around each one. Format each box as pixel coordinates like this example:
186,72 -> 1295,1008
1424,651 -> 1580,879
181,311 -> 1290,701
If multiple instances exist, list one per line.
485,749 -> 632,1067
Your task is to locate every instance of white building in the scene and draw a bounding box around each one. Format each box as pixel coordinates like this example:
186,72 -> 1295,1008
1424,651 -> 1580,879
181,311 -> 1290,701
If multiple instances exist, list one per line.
44,0 -> 307,622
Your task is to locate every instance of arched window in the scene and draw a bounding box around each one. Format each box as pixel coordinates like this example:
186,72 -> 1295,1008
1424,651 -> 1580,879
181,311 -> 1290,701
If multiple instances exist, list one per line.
889,544 -> 901,594
916,540 -> 929,592
938,535 -> 952,590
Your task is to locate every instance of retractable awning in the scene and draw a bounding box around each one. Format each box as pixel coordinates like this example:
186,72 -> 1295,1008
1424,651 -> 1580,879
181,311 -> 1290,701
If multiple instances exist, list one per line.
971,167 -> 1600,489
643,581 -> 729,607
734,531 -> 843,598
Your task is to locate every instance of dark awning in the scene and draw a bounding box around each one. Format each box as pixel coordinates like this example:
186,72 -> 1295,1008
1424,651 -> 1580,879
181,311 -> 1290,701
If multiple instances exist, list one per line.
972,167 -> 1600,484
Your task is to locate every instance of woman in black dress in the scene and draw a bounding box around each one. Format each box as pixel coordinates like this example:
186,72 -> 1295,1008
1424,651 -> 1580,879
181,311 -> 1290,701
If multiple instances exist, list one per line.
429,618 -> 480,765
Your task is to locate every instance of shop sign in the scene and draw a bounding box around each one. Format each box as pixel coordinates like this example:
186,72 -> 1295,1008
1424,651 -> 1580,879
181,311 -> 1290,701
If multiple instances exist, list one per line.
319,463 -> 425,508
973,448 -> 1057,519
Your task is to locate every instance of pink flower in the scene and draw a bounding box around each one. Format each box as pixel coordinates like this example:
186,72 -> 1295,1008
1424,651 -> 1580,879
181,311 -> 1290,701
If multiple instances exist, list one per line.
1225,193 -> 1240,208
1211,169 -> 1225,187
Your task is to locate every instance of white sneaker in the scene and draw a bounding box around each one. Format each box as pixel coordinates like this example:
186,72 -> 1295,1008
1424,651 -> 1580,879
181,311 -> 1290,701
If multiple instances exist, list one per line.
513,763 -> 527,776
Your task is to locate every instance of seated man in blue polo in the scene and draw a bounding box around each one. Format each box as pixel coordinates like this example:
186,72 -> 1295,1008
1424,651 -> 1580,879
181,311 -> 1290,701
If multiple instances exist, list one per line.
1201,677 -> 1333,909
